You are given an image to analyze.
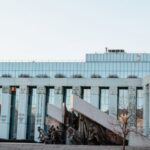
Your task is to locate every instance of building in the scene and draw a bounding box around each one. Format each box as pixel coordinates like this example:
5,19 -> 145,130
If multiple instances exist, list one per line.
0,50 -> 150,146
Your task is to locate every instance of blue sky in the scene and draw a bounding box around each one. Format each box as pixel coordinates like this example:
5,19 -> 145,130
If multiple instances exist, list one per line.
0,0 -> 150,61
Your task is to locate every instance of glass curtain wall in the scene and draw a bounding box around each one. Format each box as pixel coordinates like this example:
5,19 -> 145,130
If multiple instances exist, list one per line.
100,88 -> 109,113
26,87 -> 37,140
136,88 -> 143,129
48,88 -> 55,105
0,88 -> 2,116
45,87 -> 55,131
1,52 -> 150,78
63,87 -> 72,111
9,87 -> 19,139
45,87 -> 55,117
81,87 -> 91,103
118,88 -> 128,117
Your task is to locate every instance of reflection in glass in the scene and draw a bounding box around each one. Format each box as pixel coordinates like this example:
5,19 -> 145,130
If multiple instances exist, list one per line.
48,88 -> 55,105
26,87 -> 37,140
0,53 -> 150,78
13,88 -> 19,139
136,89 -> 143,129
82,88 -> 91,103
0,88 -> 2,116
64,88 -> 72,111
100,88 -> 109,113
9,87 -> 19,139
118,88 -> 128,117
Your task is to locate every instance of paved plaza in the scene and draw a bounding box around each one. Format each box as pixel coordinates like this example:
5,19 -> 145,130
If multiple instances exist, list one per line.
0,143 -> 149,150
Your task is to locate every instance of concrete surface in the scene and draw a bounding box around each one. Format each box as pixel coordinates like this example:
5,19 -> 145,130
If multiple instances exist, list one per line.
129,132 -> 150,147
0,143 -> 149,150
47,104 -> 64,123
71,95 -> 150,146
71,95 -> 123,136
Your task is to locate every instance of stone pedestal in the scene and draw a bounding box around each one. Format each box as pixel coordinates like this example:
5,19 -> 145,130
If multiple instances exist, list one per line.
109,86 -> 117,118
34,86 -> 46,142
90,86 -> 99,108
0,86 -> 11,139
17,86 -> 28,139
128,86 -> 137,128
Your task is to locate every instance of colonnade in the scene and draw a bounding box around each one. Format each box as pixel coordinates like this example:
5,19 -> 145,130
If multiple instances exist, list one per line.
0,85 -> 141,141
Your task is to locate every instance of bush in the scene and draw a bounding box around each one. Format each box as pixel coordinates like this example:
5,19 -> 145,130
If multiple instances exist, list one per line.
18,74 -> 31,78
1,74 -> 12,78
91,74 -> 101,78
107,75 -> 118,78
127,75 -> 138,78
72,74 -> 83,78
36,74 -> 49,78
55,74 -> 66,78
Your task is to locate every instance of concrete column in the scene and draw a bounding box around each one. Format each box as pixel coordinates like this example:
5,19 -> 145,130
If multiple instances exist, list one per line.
128,86 -> 137,128
143,85 -> 149,136
108,86 -> 118,118
34,86 -> 46,142
17,86 -> 28,139
0,86 -> 11,139
54,86 -> 63,108
149,86 -> 150,137
90,86 -> 99,108
72,86 -> 81,97
72,86 -> 81,110
70,86 -> 81,109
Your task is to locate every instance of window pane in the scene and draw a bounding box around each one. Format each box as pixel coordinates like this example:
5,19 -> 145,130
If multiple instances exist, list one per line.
118,88 -> 128,117
100,88 -> 109,113
64,88 -> 72,111
82,88 -> 91,103
0,88 -> 2,116
48,88 -> 55,105
136,89 -> 143,129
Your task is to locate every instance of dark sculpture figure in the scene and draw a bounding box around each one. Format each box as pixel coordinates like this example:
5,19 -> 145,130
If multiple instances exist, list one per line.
38,125 -> 63,144
67,127 -> 82,144
87,124 -> 107,145
65,111 -> 79,130
66,112 -> 108,145
88,124 -> 100,145
38,110 -> 123,145
49,126 -> 62,144
38,127 -> 49,143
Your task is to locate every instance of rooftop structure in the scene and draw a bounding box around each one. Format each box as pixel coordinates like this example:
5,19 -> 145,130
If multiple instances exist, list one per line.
0,52 -> 150,78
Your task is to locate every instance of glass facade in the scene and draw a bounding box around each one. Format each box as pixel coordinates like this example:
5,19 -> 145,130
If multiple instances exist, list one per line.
118,88 -> 128,117
136,88 -> 143,129
48,88 -> 55,105
9,87 -> 19,139
26,87 -> 37,140
82,87 -> 91,103
14,88 -> 19,139
0,88 -> 2,116
100,88 -> 109,113
64,87 -> 73,111
0,52 -> 150,78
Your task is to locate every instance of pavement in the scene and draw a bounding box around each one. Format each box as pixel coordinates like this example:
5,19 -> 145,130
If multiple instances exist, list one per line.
0,143 -> 150,150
